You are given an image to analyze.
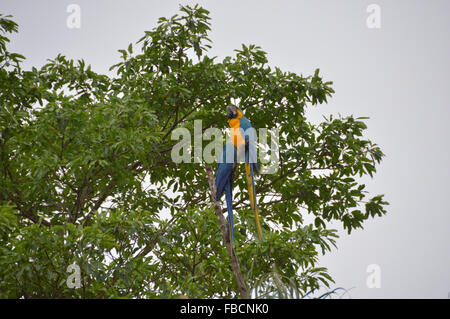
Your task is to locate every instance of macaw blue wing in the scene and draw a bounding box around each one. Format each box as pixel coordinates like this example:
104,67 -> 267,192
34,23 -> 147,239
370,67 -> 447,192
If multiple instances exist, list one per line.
223,182 -> 235,246
239,115 -> 259,174
216,142 -> 237,200
215,142 -> 237,250
239,112 -> 262,239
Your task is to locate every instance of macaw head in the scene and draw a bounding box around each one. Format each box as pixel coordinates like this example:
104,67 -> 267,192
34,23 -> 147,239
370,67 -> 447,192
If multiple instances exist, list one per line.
226,104 -> 241,119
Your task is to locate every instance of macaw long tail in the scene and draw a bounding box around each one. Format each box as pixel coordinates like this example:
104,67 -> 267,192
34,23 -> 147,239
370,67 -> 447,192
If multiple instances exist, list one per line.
245,162 -> 263,240
224,183 -> 235,252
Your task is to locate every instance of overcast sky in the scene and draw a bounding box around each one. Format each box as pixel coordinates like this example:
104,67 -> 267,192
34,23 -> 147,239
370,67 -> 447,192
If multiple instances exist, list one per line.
2,0 -> 449,298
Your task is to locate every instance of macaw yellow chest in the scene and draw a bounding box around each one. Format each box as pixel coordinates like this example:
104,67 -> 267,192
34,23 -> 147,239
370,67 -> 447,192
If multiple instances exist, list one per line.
228,117 -> 245,150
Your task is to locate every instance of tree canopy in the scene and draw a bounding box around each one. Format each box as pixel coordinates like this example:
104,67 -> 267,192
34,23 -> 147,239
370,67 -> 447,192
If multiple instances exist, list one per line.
0,5 -> 387,298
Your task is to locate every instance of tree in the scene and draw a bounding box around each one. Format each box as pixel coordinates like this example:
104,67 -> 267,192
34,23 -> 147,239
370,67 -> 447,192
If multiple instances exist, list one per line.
0,5 -> 388,298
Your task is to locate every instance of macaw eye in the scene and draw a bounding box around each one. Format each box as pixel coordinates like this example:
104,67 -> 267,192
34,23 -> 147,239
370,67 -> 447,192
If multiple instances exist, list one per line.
226,105 -> 237,119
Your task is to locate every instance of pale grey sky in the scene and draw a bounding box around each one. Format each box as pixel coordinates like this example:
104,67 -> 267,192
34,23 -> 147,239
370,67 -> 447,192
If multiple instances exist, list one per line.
2,0 -> 449,298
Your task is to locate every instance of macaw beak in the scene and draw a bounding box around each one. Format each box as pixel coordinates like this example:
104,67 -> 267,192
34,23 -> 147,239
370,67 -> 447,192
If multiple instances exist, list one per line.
227,105 -> 238,119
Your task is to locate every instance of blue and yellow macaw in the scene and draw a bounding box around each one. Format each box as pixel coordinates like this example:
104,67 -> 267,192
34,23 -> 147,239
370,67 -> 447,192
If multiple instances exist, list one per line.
215,105 -> 263,251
